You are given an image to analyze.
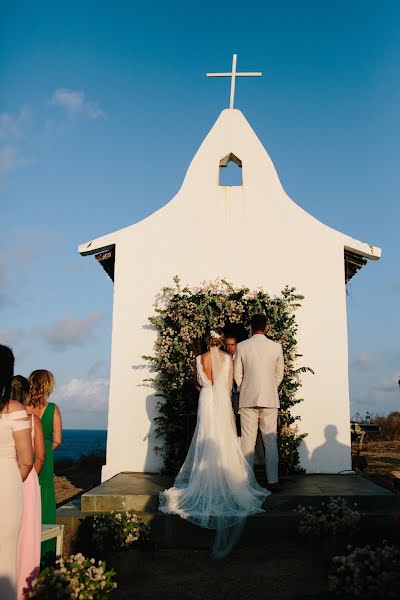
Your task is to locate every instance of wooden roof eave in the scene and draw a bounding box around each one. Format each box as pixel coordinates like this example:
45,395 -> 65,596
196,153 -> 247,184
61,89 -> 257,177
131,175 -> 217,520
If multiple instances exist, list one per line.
342,236 -> 381,284
344,250 -> 367,284
95,246 -> 115,282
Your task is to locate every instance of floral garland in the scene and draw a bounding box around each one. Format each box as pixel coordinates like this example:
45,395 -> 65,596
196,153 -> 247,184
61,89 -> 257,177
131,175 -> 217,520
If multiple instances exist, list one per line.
144,277 -> 312,475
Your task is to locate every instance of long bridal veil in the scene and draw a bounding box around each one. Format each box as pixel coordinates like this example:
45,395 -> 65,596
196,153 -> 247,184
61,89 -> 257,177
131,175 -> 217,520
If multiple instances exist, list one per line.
159,346 -> 270,558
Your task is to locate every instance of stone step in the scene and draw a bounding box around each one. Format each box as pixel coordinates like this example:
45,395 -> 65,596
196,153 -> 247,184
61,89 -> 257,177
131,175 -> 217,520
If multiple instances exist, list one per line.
80,472 -> 397,513
58,501 -> 398,552
54,472 -> 399,555
81,472 -> 173,512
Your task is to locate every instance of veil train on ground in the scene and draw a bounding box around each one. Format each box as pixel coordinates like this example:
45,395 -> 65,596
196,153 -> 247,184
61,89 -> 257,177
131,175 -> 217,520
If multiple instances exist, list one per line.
159,346 -> 270,558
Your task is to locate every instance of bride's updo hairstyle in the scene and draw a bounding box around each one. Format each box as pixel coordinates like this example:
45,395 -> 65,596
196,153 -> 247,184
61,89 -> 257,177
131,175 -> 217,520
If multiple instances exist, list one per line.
205,331 -> 224,349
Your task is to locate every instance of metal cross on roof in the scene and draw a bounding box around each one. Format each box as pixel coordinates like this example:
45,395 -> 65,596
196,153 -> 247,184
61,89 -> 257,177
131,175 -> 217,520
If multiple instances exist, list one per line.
207,54 -> 262,109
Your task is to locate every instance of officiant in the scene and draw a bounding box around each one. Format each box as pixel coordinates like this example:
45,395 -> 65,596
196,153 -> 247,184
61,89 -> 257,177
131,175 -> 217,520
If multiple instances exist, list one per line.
224,334 -> 241,436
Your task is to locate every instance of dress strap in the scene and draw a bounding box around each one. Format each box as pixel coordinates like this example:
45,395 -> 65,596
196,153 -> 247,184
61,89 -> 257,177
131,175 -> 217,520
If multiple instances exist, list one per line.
12,419 -> 31,432
0,409 -> 28,419
0,409 -> 31,431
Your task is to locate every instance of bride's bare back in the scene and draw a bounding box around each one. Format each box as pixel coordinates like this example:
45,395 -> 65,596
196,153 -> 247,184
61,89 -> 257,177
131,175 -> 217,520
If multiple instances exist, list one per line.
199,349 -> 233,389
200,351 -> 213,382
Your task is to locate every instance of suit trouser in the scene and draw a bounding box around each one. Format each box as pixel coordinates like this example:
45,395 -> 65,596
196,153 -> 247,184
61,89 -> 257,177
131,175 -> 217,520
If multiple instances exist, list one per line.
240,407 -> 279,484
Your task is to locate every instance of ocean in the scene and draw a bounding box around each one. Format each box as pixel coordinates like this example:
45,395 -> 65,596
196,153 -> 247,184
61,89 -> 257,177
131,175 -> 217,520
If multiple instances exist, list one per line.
55,429 -> 107,462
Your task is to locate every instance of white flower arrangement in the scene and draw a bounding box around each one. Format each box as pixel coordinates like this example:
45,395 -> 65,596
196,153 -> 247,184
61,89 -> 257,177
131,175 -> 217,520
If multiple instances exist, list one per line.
328,540 -> 400,598
295,497 -> 360,536
90,511 -> 150,552
28,553 -> 116,599
210,330 -> 222,339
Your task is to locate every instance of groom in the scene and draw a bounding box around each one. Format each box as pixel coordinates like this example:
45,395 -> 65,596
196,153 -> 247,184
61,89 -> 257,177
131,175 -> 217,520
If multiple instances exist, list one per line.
234,314 -> 285,490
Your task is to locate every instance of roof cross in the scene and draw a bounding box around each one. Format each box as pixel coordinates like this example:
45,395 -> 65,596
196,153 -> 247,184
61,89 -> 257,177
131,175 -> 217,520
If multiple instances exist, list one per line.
207,54 -> 262,109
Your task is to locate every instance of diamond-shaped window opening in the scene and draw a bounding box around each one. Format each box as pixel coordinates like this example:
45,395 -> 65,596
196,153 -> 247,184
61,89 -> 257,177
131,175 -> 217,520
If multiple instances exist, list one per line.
219,153 -> 243,187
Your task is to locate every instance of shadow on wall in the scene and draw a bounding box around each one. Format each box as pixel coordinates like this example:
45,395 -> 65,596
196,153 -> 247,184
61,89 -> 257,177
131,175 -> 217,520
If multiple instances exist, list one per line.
129,356 -> 162,472
145,392 -> 164,472
299,425 -> 351,474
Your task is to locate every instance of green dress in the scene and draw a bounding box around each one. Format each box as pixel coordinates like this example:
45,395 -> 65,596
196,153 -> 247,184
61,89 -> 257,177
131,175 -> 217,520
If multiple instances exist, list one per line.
39,402 -> 57,564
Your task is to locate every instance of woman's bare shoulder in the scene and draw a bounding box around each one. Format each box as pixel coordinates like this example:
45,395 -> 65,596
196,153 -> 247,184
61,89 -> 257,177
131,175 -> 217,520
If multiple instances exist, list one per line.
6,400 -> 26,413
199,351 -> 211,366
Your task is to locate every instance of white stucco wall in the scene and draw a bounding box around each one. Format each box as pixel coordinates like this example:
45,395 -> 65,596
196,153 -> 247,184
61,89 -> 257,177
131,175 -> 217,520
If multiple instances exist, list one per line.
79,109 -> 380,481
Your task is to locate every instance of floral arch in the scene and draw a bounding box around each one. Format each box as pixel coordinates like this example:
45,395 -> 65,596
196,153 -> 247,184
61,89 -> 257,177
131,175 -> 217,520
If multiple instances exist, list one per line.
144,277 -> 312,475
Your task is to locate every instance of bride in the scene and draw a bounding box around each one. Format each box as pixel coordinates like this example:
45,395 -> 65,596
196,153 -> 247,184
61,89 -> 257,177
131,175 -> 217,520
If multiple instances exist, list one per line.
159,330 -> 270,556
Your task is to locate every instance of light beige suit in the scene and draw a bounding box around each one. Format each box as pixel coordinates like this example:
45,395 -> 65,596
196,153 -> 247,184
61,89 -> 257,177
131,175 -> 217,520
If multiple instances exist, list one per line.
234,334 -> 284,483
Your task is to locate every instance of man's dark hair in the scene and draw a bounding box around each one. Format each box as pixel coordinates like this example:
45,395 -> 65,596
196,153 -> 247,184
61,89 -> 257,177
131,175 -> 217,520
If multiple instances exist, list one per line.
224,331 -> 237,341
250,313 -> 267,332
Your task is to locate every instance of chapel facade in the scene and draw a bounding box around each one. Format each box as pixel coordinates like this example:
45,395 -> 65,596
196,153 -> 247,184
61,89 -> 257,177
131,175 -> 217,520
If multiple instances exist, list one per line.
79,106 -> 380,482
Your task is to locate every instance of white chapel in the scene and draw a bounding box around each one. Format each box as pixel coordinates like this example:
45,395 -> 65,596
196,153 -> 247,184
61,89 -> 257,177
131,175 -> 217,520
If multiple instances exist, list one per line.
79,56 -> 381,482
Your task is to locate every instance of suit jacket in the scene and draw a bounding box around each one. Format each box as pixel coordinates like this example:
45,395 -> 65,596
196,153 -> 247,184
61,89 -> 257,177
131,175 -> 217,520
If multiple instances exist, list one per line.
234,334 -> 284,409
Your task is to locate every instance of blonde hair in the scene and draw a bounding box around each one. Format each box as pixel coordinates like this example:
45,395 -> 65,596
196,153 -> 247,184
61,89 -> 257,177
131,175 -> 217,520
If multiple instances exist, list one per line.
11,375 -> 30,405
28,369 -> 55,408
205,333 -> 224,349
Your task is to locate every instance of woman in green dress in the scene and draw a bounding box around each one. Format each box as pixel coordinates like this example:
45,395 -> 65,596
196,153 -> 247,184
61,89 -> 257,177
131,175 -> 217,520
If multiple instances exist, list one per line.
27,370 -> 62,565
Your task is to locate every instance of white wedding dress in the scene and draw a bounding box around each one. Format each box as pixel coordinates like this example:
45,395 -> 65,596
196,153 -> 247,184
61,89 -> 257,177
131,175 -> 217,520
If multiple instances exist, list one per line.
159,347 -> 270,555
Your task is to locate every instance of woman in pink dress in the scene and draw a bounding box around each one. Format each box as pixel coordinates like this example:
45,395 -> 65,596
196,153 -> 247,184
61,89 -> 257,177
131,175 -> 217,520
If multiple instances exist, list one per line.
12,376 -> 45,599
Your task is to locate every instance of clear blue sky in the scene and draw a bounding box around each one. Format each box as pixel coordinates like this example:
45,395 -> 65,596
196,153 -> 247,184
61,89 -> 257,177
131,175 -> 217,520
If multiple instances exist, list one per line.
1,1 -> 399,428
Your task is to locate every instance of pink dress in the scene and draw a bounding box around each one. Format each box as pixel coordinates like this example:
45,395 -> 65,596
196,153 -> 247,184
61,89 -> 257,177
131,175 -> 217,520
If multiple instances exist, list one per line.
17,415 -> 41,599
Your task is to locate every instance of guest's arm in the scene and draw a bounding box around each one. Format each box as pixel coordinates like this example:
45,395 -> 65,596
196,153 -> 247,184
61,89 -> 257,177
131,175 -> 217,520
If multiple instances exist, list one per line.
14,430 -> 34,481
10,400 -> 33,481
233,346 -> 243,388
275,344 -> 285,387
33,415 -> 45,474
52,404 -> 62,450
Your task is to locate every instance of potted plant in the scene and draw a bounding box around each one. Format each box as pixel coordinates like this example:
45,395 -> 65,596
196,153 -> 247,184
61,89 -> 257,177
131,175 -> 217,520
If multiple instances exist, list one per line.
88,511 -> 150,577
295,497 -> 360,537
295,497 -> 361,555
28,553 -> 116,599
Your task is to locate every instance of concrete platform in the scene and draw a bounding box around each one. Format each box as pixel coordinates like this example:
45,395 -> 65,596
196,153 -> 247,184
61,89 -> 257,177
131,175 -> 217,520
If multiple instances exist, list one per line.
79,472 -> 397,513
56,473 -> 399,552
81,473 -> 172,512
